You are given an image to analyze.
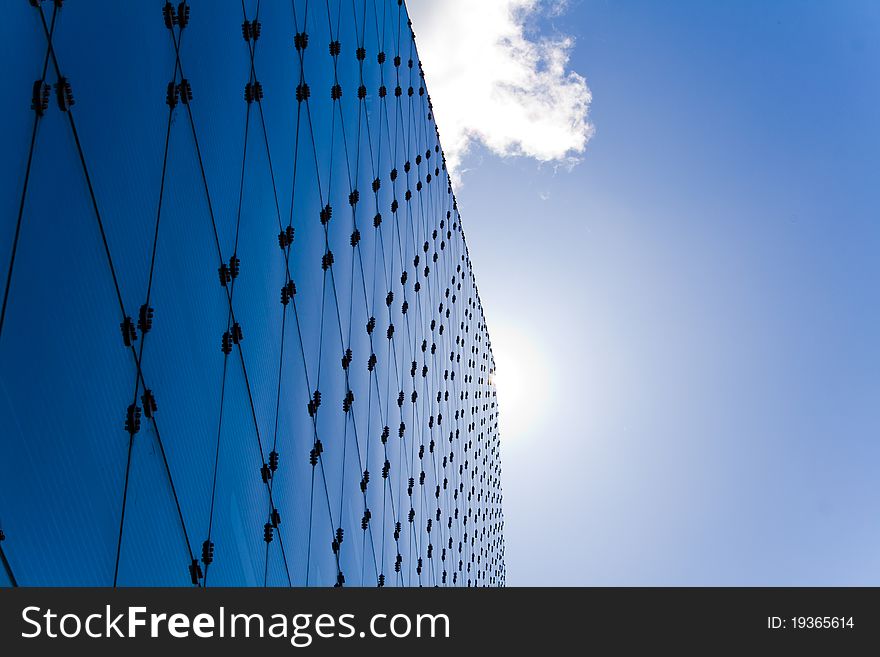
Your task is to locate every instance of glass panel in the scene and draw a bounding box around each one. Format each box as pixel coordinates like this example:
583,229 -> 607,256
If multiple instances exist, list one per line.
0,0 -> 503,588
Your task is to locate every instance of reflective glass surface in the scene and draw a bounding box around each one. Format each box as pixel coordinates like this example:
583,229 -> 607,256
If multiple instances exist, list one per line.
0,0 -> 504,587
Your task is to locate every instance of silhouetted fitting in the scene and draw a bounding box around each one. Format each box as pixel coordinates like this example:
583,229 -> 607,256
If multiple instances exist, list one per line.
309,447 -> 318,466
366,316 -> 376,334
329,40 -> 341,56
385,291 -> 394,307
336,572 -> 345,587
278,225 -> 294,249
31,80 -> 50,116
271,508 -> 281,528
263,523 -> 273,544
228,255 -> 240,279
358,84 -> 366,99
400,271 -> 408,285
382,459 -> 390,479
378,85 -> 386,98
296,83 -> 310,102
397,390 -> 405,407
367,353 -> 377,371
221,331 -> 232,355
348,189 -> 359,206
373,213 -> 382,227
321,250 -> 334,270
401,300 -> 408,315
281,280 -> 296,305
189,559 -> 202,585
331,83 -> 342,100
269,450 -> 279,472
176,2 -> 190,29
394,522 -> 401,541
386,323 -> 394,339
137,304 -> 154,333
162,1 -> 177,28
125,404 -> 141,435
394,55 -> 401,67
178,79 -> 192,104
407,478 -> 414,497
377,51 -> 386,64
119,316 -> 137,347
242,19 -> 261,42
201,540 -> 214,566
218,263 -> 231,287
356,46 -> 366,61
141,389 -> 157,419
231,322 -> 243,344
165,81 -> 179,108
294,32 -> 309,51
260,462 -> 271,483
342,390 -> 354,413
398,422 -> 406,438
320,204 -> 332,225
381,426 -> 390,444
54,77 -> 74,112
244,81 -> 263,105
395,85 -> 402,97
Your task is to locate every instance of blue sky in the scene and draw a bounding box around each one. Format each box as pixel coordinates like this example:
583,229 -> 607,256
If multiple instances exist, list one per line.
415,0 -> 880,584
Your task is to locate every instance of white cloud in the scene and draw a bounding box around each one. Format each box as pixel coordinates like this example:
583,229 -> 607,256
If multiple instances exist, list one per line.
408,0 -> 593,179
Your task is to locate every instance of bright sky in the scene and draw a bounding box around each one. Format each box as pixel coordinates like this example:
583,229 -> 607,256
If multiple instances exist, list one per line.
410,0 -> 880,585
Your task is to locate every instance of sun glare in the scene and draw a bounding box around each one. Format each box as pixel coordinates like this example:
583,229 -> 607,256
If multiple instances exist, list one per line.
489,323 -> 552,437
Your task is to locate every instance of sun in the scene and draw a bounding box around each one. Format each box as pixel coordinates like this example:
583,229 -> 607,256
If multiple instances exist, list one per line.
488,322 -> 552,437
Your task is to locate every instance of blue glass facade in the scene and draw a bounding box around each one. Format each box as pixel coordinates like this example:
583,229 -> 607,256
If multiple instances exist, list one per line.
0,0 -> 504,586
